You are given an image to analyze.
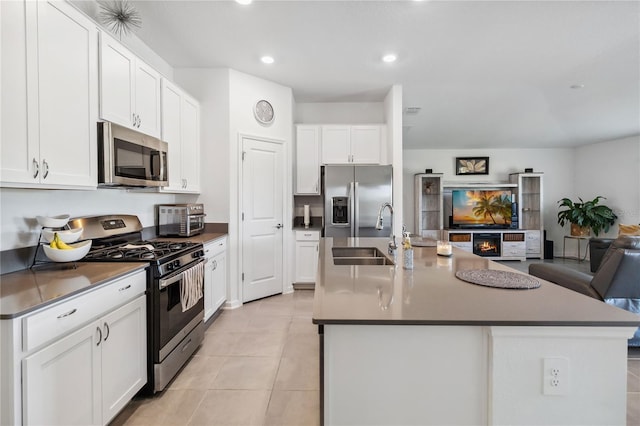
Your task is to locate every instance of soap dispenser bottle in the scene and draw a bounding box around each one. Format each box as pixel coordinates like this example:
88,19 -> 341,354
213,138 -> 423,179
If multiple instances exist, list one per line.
402,231 -> 413,270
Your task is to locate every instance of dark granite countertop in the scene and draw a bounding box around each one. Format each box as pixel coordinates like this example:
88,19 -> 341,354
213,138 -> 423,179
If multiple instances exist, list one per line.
0,262 -> 147,319
293,216 -> 323,231
312,237 -> 640,327
0,224 -> 229,320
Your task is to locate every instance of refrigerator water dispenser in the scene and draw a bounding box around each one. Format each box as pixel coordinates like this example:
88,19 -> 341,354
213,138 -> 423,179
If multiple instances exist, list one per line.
331,197 -> 349,225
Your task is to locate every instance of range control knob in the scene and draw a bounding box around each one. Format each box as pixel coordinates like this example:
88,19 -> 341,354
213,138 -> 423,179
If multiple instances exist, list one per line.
173,259 -> 181,269
192,250 -> 204,259
166,263 -> 174,271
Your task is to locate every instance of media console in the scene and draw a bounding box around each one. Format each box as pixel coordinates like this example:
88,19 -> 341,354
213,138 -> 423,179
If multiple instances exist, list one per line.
415,172 -> 544,259
444,229 -> 531,261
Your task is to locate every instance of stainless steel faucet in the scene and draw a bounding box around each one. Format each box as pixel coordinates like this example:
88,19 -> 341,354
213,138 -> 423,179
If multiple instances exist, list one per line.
375,202 -> 397,253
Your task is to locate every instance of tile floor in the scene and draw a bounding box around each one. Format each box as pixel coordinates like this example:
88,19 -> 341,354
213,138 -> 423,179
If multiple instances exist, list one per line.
112,263 -> 640,425
111,290 -> 319,426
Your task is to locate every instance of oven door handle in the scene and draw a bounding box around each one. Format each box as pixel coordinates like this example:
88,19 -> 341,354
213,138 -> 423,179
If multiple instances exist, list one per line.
159,270 -> 185,290
158,259 -> 204,290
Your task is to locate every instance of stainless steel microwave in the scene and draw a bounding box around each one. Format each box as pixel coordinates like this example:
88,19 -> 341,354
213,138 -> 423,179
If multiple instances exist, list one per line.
98,121 -> 168,187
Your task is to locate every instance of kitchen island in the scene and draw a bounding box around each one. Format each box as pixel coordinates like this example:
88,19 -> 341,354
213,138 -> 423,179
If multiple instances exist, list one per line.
312,237 -> 640,425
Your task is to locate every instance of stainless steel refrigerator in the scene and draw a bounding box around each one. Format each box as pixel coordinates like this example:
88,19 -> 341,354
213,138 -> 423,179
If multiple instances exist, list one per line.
323,165 -> 393,237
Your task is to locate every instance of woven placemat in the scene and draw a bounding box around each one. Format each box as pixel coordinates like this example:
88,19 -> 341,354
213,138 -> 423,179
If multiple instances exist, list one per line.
455,269 -> 540,289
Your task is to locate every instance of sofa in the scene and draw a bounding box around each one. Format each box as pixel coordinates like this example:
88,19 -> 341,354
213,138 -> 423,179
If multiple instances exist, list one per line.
529,235 -> 640,346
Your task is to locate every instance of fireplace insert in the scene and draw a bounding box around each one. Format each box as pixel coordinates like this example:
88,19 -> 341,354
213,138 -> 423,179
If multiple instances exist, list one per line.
473,233 -> 501,257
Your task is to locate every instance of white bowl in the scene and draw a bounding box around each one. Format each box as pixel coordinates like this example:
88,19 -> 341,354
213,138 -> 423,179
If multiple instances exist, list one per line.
43,240 -> 92,262
36,215 -> 70,228
42,228 -> 83,244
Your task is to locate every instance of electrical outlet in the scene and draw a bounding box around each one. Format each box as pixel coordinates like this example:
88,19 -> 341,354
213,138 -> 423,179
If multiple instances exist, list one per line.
543,357 -> 569,395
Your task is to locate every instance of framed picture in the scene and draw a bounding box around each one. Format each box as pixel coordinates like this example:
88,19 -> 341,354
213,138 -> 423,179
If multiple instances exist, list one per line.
455,157 -> 489,175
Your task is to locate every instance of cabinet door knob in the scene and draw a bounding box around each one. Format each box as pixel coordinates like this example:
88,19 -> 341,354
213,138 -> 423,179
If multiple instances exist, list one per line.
103,322 -> 110,341
96,326 -> 102,346
32,158 -> 39,179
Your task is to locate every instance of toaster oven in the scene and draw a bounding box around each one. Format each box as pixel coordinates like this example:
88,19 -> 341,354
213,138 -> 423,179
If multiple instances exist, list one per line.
157,204 -> 205,237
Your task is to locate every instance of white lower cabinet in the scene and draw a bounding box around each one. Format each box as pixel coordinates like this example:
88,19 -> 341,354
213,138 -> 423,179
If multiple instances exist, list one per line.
1,270 -> 147,426
23,295 -> 146,426
204,237 -> 227,321
23,317 -> 102,426
295,230 -> 320,283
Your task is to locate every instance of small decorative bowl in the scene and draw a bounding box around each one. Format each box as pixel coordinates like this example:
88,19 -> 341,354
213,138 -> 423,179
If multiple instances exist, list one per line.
42,240 -> 92,262
36,215 -> 70,228
42,228 -> 83,244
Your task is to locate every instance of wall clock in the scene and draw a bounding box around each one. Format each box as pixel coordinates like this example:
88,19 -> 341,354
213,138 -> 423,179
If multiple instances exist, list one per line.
254,99 -> 275,125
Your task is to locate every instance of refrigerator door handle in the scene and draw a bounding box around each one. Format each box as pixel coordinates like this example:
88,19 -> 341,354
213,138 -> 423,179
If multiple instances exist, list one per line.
350,181 -> 355,237
354,181 -> 360,237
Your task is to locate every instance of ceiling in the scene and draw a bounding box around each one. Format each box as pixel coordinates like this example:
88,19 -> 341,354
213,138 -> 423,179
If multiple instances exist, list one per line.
128,0 -> 640,149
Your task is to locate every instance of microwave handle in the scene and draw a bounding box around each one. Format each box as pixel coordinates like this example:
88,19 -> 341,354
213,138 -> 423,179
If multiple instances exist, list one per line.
159,151 -> 166,183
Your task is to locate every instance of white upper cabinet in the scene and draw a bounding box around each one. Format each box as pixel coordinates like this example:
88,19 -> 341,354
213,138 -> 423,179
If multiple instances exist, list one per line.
160,79 -> 200,193
99,32 -> 161,138
350,125 -> 383,164
1,0 -> 98,189
321,126 -> 351,164
321,125 -> 383,164
295,125 -> 321,195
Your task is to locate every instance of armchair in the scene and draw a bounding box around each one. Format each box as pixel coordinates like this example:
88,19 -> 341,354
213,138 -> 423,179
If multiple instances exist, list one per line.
529,236 -> 640,346
589,237 -> 615,273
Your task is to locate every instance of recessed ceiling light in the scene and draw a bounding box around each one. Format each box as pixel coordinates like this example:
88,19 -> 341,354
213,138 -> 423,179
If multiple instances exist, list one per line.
235,0 -> 252,5
570,84 -> 585,89
261,56 -> 275,64
382,54 -> 397,63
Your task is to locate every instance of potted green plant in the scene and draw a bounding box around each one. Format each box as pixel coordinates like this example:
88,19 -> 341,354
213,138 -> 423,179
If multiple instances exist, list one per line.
557,196 -> 618,236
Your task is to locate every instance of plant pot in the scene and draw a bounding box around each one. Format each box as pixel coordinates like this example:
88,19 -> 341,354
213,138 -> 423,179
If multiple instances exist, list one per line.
570,224 -> 591,237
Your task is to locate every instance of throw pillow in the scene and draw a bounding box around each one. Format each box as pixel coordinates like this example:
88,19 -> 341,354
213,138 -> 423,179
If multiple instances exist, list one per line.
618,224 -> 640,236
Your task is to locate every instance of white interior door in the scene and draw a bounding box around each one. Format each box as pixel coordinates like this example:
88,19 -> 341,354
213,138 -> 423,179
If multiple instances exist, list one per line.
242,137 -> 284,302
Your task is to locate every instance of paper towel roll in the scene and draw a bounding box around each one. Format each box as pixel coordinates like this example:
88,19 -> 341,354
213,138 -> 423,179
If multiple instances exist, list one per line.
303,205 -> 310,227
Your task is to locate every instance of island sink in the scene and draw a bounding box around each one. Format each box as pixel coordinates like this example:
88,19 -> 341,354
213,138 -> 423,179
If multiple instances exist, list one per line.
331,247 -> 395,265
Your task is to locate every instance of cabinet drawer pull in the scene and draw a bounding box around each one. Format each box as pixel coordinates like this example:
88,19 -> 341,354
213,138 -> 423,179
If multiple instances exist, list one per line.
304,233 -> 312,237
57,308 -> 77,318
96,326 -> 102,346
103,322 -> 110,341
118,284 -> 132,292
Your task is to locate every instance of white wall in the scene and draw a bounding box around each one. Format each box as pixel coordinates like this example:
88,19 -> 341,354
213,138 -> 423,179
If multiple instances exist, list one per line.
174,68 -> 294,307
69,0 -> 174,79
174,68 -> 231,223
228,70 -> 294,305
403,148 -> 575,254
385,85 -> 403,238
574,135 -> 640,237
295,102 -> 384,124
0,187 -> 190,251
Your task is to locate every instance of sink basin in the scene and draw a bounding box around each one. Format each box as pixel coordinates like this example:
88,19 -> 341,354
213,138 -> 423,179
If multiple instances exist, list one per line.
332,247 -> 395,265
332,247 -> 386,258
333,257 -> 395,266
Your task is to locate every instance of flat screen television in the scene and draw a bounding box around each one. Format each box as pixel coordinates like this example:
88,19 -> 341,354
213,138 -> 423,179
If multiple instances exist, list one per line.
451,189 -> 513,228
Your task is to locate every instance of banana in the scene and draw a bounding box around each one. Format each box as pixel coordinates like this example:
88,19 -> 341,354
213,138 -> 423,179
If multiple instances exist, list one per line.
49,233 -> 73,250
54,233 -> 74,250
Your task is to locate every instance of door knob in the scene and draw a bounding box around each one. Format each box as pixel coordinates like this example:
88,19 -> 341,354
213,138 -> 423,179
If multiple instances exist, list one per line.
275,224 -> 283,229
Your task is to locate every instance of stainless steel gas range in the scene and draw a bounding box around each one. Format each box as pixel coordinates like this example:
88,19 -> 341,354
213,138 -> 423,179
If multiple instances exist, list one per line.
69,215 -> 205,394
